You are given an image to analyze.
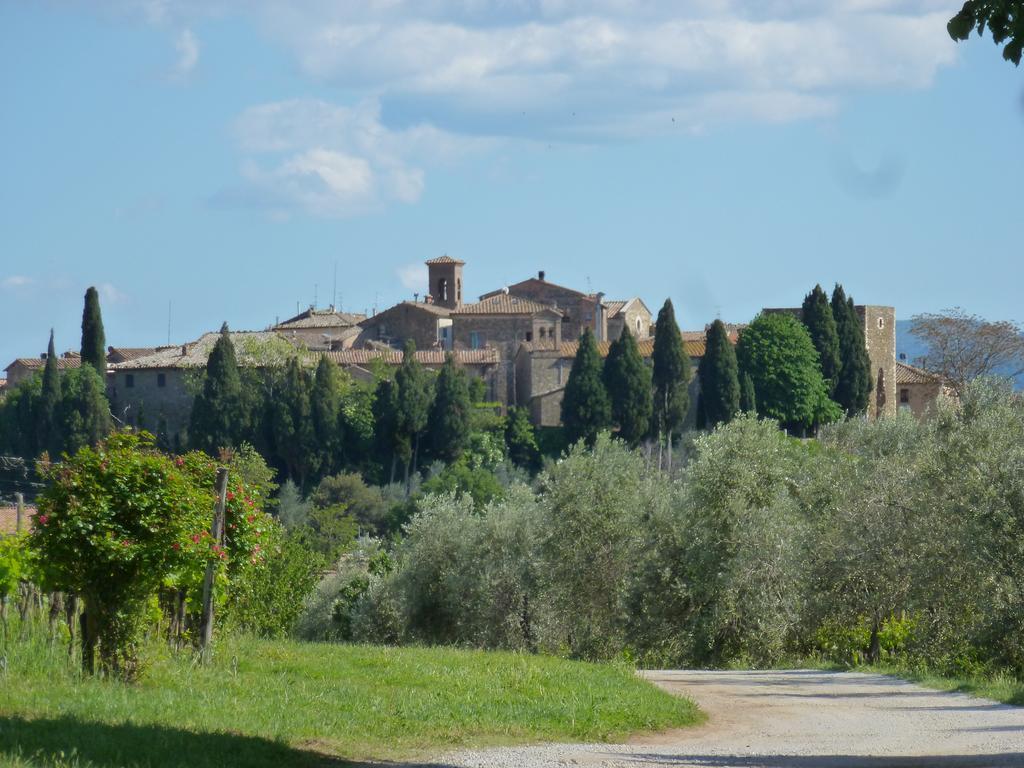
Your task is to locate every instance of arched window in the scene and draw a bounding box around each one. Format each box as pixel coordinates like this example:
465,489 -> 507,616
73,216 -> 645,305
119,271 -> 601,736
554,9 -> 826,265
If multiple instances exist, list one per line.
438,278 -> 448,302
878,317 -> 885,329
457,279 -> 462,303
636,317 -> 642,334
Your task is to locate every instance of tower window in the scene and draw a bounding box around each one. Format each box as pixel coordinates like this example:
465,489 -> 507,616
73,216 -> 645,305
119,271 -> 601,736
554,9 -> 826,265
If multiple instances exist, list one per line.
438,278 -> 449,302
125,374 -> 134,388
157,372 -> 166,388
878,317 -> 885,329
900,388 -> 910,404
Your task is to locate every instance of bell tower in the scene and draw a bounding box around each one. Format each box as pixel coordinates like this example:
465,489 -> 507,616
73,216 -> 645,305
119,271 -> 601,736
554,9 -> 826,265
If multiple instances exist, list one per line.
425,255 -> 465,310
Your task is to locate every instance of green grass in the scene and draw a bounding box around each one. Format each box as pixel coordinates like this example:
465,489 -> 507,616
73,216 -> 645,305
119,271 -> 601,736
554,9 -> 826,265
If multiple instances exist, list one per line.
0,624 -> 700,768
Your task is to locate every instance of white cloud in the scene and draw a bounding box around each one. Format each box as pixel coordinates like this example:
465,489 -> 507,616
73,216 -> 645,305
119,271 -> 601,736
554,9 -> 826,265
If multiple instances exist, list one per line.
223,98 -> 478,217
396,263 -> 428,293
1,276 -> 33,289
174,28 -> 200,76
98,283 -> 129,304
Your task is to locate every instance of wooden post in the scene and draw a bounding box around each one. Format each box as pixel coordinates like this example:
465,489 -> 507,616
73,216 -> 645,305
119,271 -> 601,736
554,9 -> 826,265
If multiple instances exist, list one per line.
199,468 -> 228,663
15,493 -> 24,533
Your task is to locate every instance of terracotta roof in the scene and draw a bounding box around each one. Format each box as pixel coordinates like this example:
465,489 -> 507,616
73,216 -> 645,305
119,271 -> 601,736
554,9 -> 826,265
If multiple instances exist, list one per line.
110,331 -> 289,370
274,308 -> 366,330
452,294 -> 561,316
604,300 -> 627,316
425,255 -> 465,265
5,356 -> 82,374
0,505 -> 34,535
522,338 -> 706,358
107,346 -> 166,364
361,301 -> 452,322
895,361 -> 942,385
322,349 -> 500,366
480,276 -> 589,301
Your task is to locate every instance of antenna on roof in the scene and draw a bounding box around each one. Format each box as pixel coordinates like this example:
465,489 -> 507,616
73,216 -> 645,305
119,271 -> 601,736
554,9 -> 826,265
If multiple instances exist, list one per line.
167,300 -> 172,345
333,262 -> 337,311
314,283 -> 318,309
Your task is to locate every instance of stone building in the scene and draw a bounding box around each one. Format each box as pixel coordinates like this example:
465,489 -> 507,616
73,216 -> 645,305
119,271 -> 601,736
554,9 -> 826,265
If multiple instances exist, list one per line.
4,351 -> 82,387
515,337 -> 706,427
355,301 -> 453,351
605,298 -> 654,341
482,271 -> 609,342
895,361 -> 951,418
273,307 -> 366,350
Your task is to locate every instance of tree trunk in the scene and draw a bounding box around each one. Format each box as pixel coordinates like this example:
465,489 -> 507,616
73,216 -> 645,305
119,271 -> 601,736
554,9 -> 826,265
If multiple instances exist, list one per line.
867,616 -> 881,664
81,607 -> 97,675
48,592 -> 65,636
66,595 -> 79,658
666,428 -> 674,473
389,453 -> 397,485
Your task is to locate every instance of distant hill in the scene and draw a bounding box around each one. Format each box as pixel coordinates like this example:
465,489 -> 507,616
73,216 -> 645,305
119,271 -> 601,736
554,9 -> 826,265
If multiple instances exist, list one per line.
896,320 -> 1024,390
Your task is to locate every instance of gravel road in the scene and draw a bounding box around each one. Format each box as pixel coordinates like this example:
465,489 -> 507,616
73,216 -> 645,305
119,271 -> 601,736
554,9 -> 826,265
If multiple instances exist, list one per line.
434,669 -> 1024,767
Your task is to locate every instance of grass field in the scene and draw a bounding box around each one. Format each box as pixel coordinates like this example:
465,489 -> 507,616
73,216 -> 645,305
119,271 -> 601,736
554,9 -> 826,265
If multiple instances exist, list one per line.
0,624 -> 700,767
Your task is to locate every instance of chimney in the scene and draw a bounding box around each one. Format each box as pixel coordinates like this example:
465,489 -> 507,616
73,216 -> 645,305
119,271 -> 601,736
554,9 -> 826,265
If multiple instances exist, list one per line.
414,292 -> 419,302
538,270 -> 545,281
181,344 -> 187,356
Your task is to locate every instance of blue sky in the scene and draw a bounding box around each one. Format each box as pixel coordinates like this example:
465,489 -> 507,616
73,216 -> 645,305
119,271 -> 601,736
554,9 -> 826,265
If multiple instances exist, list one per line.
1,1 -> 1021,369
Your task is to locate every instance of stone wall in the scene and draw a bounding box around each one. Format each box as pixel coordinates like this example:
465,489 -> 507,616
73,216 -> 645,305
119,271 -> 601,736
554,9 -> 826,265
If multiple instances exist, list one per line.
357,303 -> 446,351
107,368 -> 194,445
857,305 -> 897,420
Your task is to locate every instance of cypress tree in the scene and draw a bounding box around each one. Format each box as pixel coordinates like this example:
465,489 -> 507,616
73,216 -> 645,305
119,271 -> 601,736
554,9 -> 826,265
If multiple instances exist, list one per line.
311,355 -> 343,479
602,328 -> 653,446
272,356 -> 316,487
740,371 -> 757,414
561,328 -> 611,447
60,366 -> 112,454
651,299 -> 691,469
832,285 -> 873,416
372,378 -> 405,485
189,323 -> 245,455
697,319 -> 740,428
39,329 -> 63,457
505,406 -> 540,471
801,284 -> 841,396
427,353 -> 472,464
80,286 -> 106,377
395,340 -> 433,485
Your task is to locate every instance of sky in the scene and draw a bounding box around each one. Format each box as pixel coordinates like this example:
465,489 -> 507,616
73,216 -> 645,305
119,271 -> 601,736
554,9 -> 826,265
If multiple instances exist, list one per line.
1,1 -> 1022,370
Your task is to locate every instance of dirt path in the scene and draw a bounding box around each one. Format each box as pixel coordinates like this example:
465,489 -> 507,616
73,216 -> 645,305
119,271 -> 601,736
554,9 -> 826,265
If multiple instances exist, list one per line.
436,669 -> 1024,767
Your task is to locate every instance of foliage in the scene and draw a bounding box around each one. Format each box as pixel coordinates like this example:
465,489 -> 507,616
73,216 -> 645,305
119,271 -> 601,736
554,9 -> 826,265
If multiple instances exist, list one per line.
910,307 -> 1024,395
651,299 -> 692,443
79,286 -> 106,378
189,324 -> 246,455
832,285 -> 873,417
603,327 -> 653,446
561,328 -> 611,447
948,1 -> 1024,65
275,479 -> 311,529
31,433 -> 206,677
421,460 -> 505,508
802,284 -> 841,396
505,406 -> 541,471
39,329 -> 63,457
739,371 -> 757,414
310,355 -> 344,478
372,378 -> 405,484
269,357 -> 316,487
395,340 -> 434,481
311,472 -> 390,536
0,374 -> 42,460
736,312 -> 841,433
697,318 -> 740,428
59,366 -> 112,455
0,532 -> 30,601
427,353 -> 472,463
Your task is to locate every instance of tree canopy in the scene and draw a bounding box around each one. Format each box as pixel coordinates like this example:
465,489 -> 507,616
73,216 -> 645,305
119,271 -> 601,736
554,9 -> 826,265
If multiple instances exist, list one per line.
948,1 -> 1024,65
697,319 -> 740,429
80,286 -> 106,378
651,299 -> 691,443
427,353 -> 472,463
189,324 -> 246,455
802,285 -> 841,397
603,328 -> 653,446
561,328 -> 611,447
832,286 -> 872,417
737,312 -> 841,433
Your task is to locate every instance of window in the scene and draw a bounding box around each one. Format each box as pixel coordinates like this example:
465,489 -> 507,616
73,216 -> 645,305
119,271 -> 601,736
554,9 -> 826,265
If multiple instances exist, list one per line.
470,331 -> 483,349
900,388 -> 910,404
438,278 -> 449,302
636,317 -> 642,333
125,374 -> 134,388
878,317 -> 885,329
157,372 -> 166,388
457,278 -> 462,303
525,331 -> 533,342
539,327 -> 546,339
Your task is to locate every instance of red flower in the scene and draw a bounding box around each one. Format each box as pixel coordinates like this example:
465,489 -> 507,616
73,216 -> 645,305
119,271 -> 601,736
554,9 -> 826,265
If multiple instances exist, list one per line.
172,542 -> 181,551
175,457 -> 185,468
246,514 -> 255,523
227,491 -> 235,501
191,533 -> 201,543
121,540 -> 130,547
37,514 -> 49,525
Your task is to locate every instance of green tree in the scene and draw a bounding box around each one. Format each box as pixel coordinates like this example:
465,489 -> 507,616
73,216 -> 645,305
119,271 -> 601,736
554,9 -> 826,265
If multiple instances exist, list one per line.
271,356 -> 316,488
395,340 -> 433,486
311,355 -> 343,479
189,324 -> 246,455
39,330 -> 63,457
697,319 -> 740,429
561,328 -> 611,447
428,353 -> 472,464
372,378 -> 406,484
80,286 -> 106,377
736,313 -> 841,434
802,284 -> 841,396
602,328 -> 653,446
740,371 -> 757,414
60,366 -> 112,454
948,1 -> 1024,65
651,299 -> 692,468
505,406 -> 541,471
832,286 -> 872,416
